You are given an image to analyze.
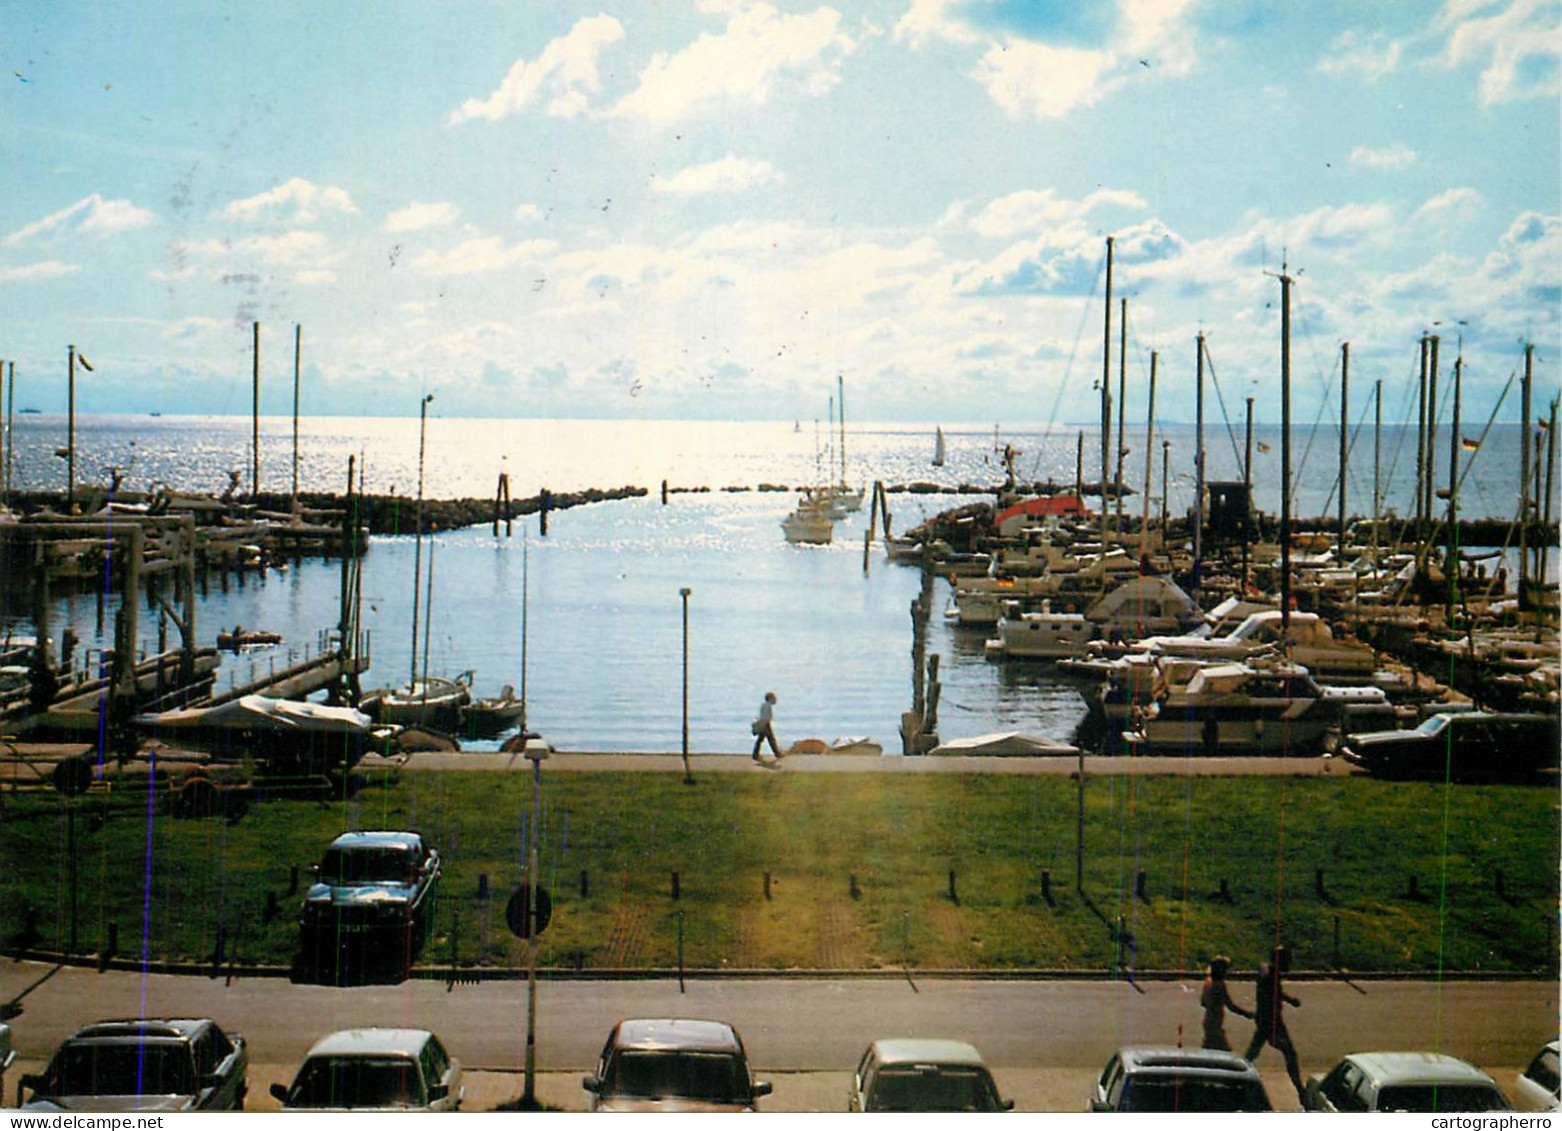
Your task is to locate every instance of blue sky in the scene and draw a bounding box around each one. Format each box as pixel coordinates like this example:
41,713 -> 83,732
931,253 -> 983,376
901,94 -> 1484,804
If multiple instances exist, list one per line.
1,0 -> 1557,423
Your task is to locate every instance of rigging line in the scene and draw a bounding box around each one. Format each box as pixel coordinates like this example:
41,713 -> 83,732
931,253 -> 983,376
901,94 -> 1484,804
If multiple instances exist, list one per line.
1316,386 -> 1379,524
1197,340 -> 1247,473
1044,251 -> 1109,432
1288,341 -> 1342,514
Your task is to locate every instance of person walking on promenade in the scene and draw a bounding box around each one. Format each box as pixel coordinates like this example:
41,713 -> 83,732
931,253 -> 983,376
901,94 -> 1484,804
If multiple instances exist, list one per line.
751,691 -> 782,761
1244,944 -> 1305,1103
1200,955 -> 1252,1051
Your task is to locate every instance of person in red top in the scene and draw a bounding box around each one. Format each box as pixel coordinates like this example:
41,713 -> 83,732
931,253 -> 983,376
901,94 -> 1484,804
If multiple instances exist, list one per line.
1200,955 -> 1252,1051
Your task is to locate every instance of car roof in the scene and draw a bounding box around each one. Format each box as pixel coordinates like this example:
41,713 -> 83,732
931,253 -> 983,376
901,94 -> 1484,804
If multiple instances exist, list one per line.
1344,1051 -> 1499,1087
1117,1046 -> 1261,1077
328,831 -> 425,850
612,1019 -> 742,1053
868,1039 -> 989,1068
68,1019 -> 212,1043
304,1029 -> 434,1058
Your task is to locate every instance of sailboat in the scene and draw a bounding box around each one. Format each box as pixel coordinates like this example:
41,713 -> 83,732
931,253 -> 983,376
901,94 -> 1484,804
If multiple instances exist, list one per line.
932,427 -> 946,468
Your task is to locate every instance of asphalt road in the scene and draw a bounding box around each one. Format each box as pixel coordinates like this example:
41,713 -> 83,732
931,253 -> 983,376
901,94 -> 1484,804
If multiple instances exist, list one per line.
1,962 -> 1552,1112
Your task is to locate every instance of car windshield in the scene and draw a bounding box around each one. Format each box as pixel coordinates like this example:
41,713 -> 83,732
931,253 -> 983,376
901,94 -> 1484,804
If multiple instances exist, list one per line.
606,1051 -> 745,1102
1377,1085 -> 1510,1112
319,847 -> 415,885
1121,1076 -> 1271,1112
292,1056 -> 424,1108
867,1068 -> 1002,1112
53,1045 -> 196,1097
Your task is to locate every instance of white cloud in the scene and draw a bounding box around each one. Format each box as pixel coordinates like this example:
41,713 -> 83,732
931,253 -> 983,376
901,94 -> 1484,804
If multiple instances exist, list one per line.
893,0 -> 981,50
974,38 -> 1116,119
1433,0 -> 1562,105
4,194 -> 154,246
654,155 -> 782,195
410,235 -> 557,276
1349,143 -> 1418,169
0,260 -> 79,282
516,204 -> 546,224
225,178 -> 357,223
294,268 -> 338,286
1413,186 -> 1485,224
1317,28 -> 1405,80
178,230 -> 329,265
385,201 -> 460,233
970,187 -> 1147,238
610,4 -> 855,122
448,15 -> 625,123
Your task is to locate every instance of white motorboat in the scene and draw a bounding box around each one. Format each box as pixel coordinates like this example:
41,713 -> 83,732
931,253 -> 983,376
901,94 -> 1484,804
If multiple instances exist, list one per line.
782,504 -> 833,544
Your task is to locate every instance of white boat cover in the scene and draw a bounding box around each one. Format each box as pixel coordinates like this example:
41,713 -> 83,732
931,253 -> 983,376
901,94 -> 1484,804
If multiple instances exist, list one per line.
137,694 -> 372,734
930,731 -> 1079,756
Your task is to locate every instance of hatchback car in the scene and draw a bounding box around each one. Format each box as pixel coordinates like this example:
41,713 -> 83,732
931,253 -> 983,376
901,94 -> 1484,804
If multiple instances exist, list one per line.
16,1018 -> 248,1112
1341,711 -> 1560,782
849,1038 -> 1012,1112
1304,1052 -> 1513,1112
297,830 -> 442,981
582,1019 -> 771,1112
1091,1047 -> 1271,1112
1515,1041 -> 1560,1111
269,1028 -> 462,1111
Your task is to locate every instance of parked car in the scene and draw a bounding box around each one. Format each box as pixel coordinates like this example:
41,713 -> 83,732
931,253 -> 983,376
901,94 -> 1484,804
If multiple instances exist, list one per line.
269,1028 -> 462,1111
16,1018 -> 248,1112
582,1019 -> 771,1112
849,1038 -> 1012,1112
297,830 -> 442,981
1514,1042 -> 1560,1111
1340,711 -> 1560,782
1090,1047 -> 1271,1112
1303,1052 -> 1513,1112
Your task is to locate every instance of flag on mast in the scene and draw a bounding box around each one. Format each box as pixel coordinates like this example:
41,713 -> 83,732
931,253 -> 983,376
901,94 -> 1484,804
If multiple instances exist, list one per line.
77,354 -> 93,372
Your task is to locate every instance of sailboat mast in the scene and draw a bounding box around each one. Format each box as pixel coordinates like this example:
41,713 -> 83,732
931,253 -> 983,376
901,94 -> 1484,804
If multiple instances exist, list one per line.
1339,342 -> 1349,545
1425,335 -> 1440,531
1194,332 -> 1206,592
1279,269 -> 1294,633
1114,297 -> 1127,530
1519,343 -> 1532,604
837,373 -> 847,487
1373,379 -> 1382,563
1139,350 -> 1157,562
1416,335 -> 1429,542
292,324 -> 302,504
1243,396 -> 1254,594
520,532 -> 529,735
1100,236 -> 1114,546
410,393 -> 433,685
1445,353 -> 1462,613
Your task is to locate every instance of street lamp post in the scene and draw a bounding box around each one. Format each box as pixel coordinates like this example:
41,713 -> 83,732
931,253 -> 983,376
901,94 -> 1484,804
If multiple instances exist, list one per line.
679,587 -> 693,785
410,394 -> 433,686
521,743 -> 547,1105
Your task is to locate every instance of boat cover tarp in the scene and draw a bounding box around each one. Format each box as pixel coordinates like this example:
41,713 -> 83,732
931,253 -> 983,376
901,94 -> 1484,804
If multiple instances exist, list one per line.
137,694 -> 372,734
930,731 -> 1079,756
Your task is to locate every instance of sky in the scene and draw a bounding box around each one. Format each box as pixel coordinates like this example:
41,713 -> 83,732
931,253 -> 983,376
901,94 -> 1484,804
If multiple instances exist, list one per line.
1,0 -> 1558,424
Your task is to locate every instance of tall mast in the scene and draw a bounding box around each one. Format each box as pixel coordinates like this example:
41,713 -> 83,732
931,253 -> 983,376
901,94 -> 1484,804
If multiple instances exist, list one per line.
1425,335 -> 1440,533
292,324 -> 302,504
1445,352 -> 1462,614
410,393 -> 433,685
1373,379 -> 1382,563
1519,344 -> 1532,604
252,321 -> 260,498
1243,396 -> 1254,595
1279,268 -> 1294,632
1416,335 -> 1429,542
1139,350 -> 1157,563
837,373 -> 847,488
1100,236 -> 1114,546
1339,342 -> 1349,546
1114,297 -> 1128,530
67,344 -> 77,506
1194,332 -> 1206,593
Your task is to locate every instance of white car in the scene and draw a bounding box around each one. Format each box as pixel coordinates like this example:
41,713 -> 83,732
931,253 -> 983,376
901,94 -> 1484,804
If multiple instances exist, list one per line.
270,1029 -> 462,1112
1304,1052 -> 1512,1112
1515,1042 -> 1560,1112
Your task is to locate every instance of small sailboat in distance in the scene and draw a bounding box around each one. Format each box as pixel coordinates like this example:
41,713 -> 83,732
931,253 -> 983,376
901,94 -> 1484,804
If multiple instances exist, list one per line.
932,427 -> 946,467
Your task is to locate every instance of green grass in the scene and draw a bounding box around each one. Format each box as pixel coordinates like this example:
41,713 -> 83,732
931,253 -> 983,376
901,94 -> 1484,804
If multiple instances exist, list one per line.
0,769 -> 1554,975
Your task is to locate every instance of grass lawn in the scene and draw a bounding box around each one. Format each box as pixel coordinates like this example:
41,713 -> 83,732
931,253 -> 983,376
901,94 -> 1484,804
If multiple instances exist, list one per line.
1,768 -> 1554,976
